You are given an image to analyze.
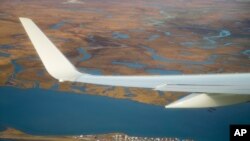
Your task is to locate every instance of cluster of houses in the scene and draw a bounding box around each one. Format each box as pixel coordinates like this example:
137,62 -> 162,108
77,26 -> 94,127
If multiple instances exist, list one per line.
73,134 -> 194,141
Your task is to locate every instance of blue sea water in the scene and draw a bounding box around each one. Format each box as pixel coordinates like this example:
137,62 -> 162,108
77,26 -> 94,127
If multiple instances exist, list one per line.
0,86 -> 250,141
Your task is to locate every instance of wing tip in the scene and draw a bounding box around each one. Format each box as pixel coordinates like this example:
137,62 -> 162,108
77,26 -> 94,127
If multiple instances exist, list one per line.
165,93 -> 250,109
19,17 -> 31,21
19,17 -> 85,81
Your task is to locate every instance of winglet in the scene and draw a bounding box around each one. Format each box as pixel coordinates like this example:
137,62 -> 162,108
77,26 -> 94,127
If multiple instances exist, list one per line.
19,17 -> 83,81
165,93 -> 250,108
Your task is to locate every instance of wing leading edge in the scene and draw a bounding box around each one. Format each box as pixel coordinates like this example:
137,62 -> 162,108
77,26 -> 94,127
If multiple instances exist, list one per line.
19,17 -> 250,108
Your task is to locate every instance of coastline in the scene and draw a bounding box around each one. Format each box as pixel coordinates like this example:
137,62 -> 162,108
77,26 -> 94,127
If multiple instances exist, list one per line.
0,128 -> 193,141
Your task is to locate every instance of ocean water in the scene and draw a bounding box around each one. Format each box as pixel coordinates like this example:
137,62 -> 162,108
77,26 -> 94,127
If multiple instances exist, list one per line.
0,86 -> 250,141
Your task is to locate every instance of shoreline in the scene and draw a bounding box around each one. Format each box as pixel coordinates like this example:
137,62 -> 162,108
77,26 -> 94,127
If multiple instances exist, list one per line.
0,128 -> 193,141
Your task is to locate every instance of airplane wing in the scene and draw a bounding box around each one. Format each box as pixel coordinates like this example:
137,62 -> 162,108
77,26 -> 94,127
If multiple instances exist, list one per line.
19,17 -> 250,108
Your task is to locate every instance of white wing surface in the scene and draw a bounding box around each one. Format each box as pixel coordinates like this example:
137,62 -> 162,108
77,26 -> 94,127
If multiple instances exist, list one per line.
19,17 -> 250,108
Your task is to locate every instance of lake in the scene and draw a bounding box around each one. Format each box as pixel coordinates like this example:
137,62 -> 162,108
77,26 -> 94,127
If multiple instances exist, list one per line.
0,86 -> 250,141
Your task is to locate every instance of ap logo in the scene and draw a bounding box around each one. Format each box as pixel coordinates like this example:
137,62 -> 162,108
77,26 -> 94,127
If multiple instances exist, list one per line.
230,125 -> 249,141
234,129 -> 247,136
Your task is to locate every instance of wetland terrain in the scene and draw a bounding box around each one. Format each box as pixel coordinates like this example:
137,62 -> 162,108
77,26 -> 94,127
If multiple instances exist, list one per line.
0,0 -> 250,140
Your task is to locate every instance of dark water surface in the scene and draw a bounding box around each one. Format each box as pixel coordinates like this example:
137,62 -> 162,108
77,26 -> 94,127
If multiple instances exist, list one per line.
0,86 -> 250,141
